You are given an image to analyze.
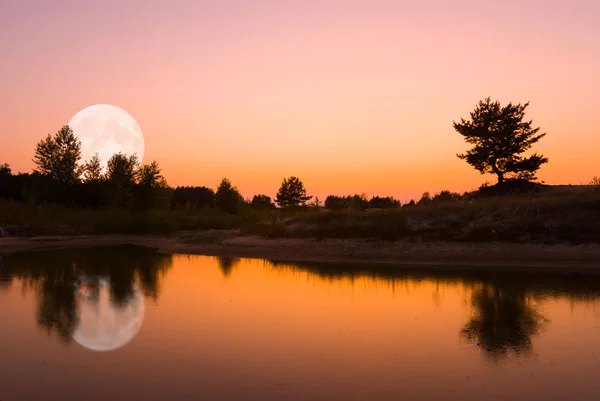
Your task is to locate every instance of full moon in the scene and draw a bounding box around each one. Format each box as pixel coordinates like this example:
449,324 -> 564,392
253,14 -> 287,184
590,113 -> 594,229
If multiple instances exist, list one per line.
73,278 -> 145,352
68,104 -> 145,172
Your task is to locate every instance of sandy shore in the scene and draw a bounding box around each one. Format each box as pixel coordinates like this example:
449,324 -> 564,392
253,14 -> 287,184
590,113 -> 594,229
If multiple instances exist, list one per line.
2,233 -> 600,272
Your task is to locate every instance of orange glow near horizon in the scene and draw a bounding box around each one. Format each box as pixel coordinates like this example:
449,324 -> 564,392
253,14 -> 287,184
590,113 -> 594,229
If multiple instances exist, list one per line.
1,1 -> 599,201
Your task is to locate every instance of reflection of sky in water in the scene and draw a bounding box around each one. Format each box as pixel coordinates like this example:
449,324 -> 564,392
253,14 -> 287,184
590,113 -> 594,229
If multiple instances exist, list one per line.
3,250 -> 600,401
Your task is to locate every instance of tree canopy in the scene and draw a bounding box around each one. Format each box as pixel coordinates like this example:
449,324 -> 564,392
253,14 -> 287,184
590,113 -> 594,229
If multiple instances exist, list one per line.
106,153 -> 139,186
215,178 -> 243,214
251,194 -> 275,210
454,98 -> 548,184
33,125 -> 82,184
82,154 -> 103,182
275,176 -> 312,207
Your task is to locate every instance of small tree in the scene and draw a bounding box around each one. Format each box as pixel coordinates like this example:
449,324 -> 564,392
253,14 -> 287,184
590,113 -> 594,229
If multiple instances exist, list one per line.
215,178 -> 243,214
308,196 -> 322,208
135,161 -> 168,211
0,163 -> 11,177
275,176 -> 312,207
33,125 -> 82,184
418,192 -> 431,205
82,154 -> 103,182
455,98 -> 548,184
106,153 -> 139,209
137,161 -> 165,188
106,153 -> 139,186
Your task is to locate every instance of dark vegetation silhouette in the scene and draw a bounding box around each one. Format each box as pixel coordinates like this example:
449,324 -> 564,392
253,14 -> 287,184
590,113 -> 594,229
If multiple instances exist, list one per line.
251,194 -> 276,210
455,98 -> 548,185
0,246 -> 172,342
214,178 -> 244,214
275,176 -> 312,208
324,194 -> 400,210
33,125 -> 82,184
0,100 -> 599,241
170,186 -> 215,209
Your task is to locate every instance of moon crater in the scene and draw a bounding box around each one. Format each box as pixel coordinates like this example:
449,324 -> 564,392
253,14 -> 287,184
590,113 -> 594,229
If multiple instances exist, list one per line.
68,104 -> 145,172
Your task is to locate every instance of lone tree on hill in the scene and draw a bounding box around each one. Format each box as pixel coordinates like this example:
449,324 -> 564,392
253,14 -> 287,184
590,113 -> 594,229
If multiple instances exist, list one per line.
454,98 -> 548,184
33,125 -> 82,184
275,176 -> 312,207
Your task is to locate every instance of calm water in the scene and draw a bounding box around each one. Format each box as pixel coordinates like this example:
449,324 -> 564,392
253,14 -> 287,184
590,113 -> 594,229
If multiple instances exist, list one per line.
2,246 -> 600,400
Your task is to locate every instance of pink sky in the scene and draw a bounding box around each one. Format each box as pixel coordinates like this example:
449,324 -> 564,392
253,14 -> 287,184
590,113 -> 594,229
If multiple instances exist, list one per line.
1,0 -> 598,201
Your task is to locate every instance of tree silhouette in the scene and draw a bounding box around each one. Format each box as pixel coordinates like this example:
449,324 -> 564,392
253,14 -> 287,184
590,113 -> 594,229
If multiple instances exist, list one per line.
106,153 -> 139,185
135,161 -> 169,211
0,163 -> 11,177
105,153 -> 139,209
215,178 -> 243,214
137,161 -> 166,188
455,98 -> 548,184
33,125 -> 82,184
417,192 -> 431,205
367,196 -> 401,209
82,154 -> 103,182
171,186 -> 215,209
251,194 -> 275,210
275,176 -> 312,207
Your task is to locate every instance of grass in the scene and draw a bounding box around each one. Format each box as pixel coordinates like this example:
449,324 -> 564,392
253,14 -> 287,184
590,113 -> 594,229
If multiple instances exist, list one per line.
0,200 -> 247,236
244,190 -> 600,244
2,187 -> 600,244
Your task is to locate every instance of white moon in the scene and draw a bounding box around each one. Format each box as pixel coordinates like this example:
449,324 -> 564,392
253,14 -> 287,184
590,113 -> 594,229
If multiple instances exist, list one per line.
73,279 -> 145,352
68,104 -> 145,172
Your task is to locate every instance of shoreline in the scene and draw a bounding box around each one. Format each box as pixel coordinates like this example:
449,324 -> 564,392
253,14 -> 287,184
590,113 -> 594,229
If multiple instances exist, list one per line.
2,234 -> 600,272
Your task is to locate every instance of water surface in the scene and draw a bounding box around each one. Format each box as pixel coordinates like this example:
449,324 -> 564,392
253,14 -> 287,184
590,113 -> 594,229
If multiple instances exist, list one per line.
1,246 -> 600,400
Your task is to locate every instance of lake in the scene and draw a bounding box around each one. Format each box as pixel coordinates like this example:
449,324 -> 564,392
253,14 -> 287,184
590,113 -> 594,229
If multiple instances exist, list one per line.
1,246 -> 600,400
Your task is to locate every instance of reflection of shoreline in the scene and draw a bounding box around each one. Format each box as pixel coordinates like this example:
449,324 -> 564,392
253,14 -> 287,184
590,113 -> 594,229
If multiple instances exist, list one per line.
4,235 -> 600,271
263,259 -> 599,363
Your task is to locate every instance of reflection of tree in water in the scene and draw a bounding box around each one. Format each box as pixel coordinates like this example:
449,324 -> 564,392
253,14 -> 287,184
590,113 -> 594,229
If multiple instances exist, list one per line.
0,256 -> 11,291
461,284 -> 546,361
3,246 -> 172,343
217,256 -> 240,278
266,261 -> 600,362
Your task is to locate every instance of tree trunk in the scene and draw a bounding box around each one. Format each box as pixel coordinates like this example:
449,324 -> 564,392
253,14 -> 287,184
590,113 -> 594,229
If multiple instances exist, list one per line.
491,162 -> 504,184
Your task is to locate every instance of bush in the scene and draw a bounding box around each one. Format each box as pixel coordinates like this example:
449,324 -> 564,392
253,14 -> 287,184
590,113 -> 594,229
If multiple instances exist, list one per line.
431,190 -> 462,203
368,196 -> 401,209
251,194 -> 275,210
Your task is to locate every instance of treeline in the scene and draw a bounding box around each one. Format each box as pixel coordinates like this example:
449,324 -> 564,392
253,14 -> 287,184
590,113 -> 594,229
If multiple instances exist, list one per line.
0,124 -> 473,215
0,126 -> 170,211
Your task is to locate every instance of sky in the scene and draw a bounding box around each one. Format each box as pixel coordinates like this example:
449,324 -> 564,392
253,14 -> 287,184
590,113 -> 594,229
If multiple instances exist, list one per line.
1,0 -> 598,201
